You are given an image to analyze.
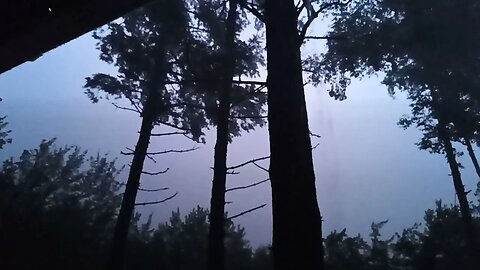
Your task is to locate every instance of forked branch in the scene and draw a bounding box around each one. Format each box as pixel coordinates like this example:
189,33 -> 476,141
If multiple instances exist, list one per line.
227,156 -> 270,170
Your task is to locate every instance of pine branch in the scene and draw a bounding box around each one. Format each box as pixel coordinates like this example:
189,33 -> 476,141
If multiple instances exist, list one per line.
227,156 -> 270,170
226,178 -> 269,192
230,84 -> 267,109
141,168 -> 170,175
135,192 -> 178,206
227,204 -> 267,220
157,120 -> 191,132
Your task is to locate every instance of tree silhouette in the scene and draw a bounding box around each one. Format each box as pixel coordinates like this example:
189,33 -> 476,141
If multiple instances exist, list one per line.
184,1 -> 266,270
0,100 -> 11,149
86,0 -> 266,268
0,139 -> 122,269
312,0 -> 480,262
85,1 -> 209,268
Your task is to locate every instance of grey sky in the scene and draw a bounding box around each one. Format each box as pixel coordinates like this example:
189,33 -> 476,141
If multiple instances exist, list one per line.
1,26 -> 479,248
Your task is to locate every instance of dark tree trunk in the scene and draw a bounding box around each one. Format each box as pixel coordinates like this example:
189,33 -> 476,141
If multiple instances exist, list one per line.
264,1 -> 324,270
207,2 -> 237,270
108,51 -> 165,270
108,95 -> 156,270
465,138 -> 480,178
438,125 -> 479,263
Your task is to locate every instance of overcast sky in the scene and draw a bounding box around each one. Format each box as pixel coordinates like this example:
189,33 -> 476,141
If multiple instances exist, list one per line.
1,23 -> 479,248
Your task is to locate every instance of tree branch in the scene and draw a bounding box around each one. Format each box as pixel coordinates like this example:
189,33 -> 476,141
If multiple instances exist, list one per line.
252,161 -> 269,173
138,187 -> 169,192
147,146 -> 199,155
238,0 -> 265,23
226,178 -> 269,192
142,168 -> 170,175
310,131 -> 321,138
134,192 -> 178,206
227,156 -> 270,170
112,103 -> 141,114
298,0 -> 352,45
230,115 -> 268,119
150,131 -> 188,137
145,154 -> 157,163
227,204 -> 267,220
157,120 -> 191,132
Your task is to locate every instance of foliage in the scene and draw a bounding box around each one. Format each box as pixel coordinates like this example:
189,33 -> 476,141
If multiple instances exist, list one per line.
0,139 -> 122,269
0,100 -> 11,149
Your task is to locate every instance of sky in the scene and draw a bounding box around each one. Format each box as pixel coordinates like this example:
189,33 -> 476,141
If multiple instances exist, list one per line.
1,20 -> 479,248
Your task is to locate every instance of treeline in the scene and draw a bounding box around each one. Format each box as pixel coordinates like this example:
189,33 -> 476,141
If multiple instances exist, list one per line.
2,0 -> 480,269
0,140 -> 479,269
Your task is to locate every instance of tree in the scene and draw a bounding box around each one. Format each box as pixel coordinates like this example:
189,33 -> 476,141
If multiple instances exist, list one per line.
186,1 -> 267,270
0,100 -> 11,149
124,206 -> 257,270
0,139 -> 122,269
87,0 -> 266,268
85,1 -> 210,268
313,0 -> 480,262
262,1 -> 328,269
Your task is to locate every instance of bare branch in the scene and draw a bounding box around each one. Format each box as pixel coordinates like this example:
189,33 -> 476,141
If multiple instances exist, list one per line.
309,131 -> 321,138
227,156 -> 270,170
135,192 -> 178,206
138,187 -> 169,192
150,131 -> 188,137
120,147 -> 135,156
312,143 -> 320,150
142,168 -> 170,175
112,103 -> 141,114
227,204 -> 267,220
252,161 -> 269,173
227,170 -> 241,175
146,154 -> 157,163
225,201 -> 233,204
148,146 -> 199,155
226,178 -> 270,192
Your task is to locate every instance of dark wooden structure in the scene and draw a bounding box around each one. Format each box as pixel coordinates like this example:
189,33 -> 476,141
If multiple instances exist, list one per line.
0,0 -> 153,74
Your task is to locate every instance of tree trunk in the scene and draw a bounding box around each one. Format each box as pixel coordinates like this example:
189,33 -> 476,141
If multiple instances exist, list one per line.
108,51 -> 165,270
438,125 -> 478,262
264,1 -> 324,270
108,95 -> 156,270
207,2 -> 237,270
465,138 -> 480,178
